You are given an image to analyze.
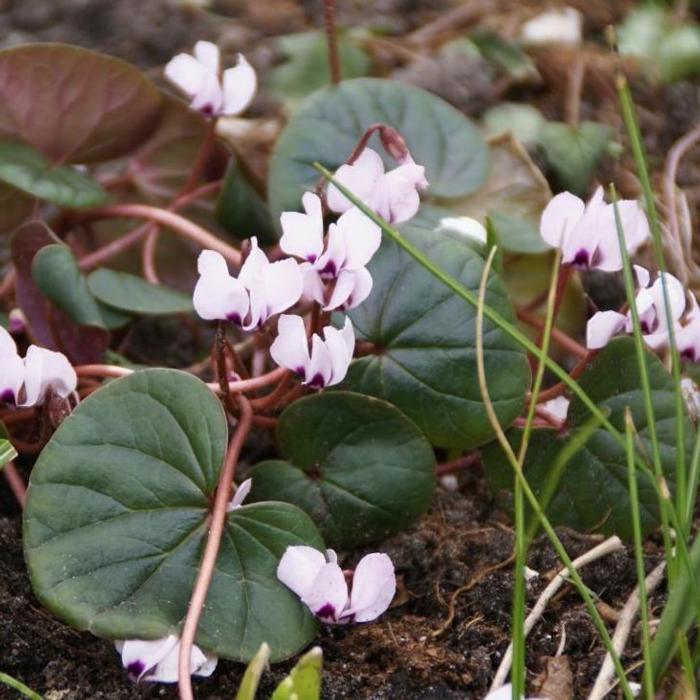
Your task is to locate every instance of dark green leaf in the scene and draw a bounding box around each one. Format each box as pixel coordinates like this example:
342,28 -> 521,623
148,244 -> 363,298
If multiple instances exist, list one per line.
249,391 -> 435,548
343,225 -> 530,449
483,337 -> 691,538
87,269 -> 193,316
24,370 -> 323,662
470,29 -> 539,82
268,78 -> 489,224
0,44 -> 162,163
0,141 -> 107,208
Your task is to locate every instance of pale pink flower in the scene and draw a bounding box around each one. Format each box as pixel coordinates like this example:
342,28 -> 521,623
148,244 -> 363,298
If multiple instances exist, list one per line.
277,545 -> 396,624
0,327 -> 24,406
21,345 -> 76,407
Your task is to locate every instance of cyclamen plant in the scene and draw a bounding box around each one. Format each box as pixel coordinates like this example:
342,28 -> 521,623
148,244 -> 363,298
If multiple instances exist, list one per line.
0,15 -> 697,700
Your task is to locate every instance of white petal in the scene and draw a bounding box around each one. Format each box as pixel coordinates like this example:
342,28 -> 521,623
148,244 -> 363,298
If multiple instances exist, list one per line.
277,545 -> 327,599
437,216 -> 487,244
227,478 -> 252,511
21,346 -> 76,407
323,317 -> 355,386
634,265 -> 650,289
677,312 -> 700,361
270,314 -> 310,378
616,200 -> 650,254
306,334 -> 333,388
334,207 -> 382,270
346,553 -> 396,623
0,329 -> 24,405
324,268 -> 373,312
541,396 -> 569,422
300,263 -> 326,305
644,329 -> 673,351
193,252 -> 249,323
521,8 -> 583,46
375,170 -> 421,224
315,222 -> 347,278
540,191 -> 585,248
649,272 -> 687,328
280,192 -> 325,263
302,562 -> 349,622
164,54 -> 207,99
0,325 -> 17,354
118,636 -> 179,682
193,41 -> 220,74
392,160 -> 429,191
595,199 -> 650,272
222,54 -> 257,116
243,258 -> 303,329
238,237 -> 269,290
189,70 -> 224,116
327,148 -> 385,214
586,310 -> 627,349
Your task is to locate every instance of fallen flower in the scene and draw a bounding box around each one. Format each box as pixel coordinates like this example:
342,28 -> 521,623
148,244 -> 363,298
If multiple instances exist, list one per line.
327,147 -> 428,224
270,314 -> 354,388
21,346 -> 77,407
280,193 -> 380,311
115,636 -> 217,684
192,242 -> 303,329
540,187 -> 649,272
437,216 -> 487,245
277,545 -> 396,624
165,41 -> 256,118
0,327 -> 24,406
586,267 -> 686,351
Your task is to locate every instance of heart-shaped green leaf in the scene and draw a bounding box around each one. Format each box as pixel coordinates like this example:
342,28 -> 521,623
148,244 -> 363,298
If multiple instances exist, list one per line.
248,391 -> 435,548
483,337 -> 690,537
0,141 -> 107,208
24,370 -> 323,662
87,269 -> 193,316
0,44 -> 162,163
268,77 -> 489,225
343,222 -> 530,449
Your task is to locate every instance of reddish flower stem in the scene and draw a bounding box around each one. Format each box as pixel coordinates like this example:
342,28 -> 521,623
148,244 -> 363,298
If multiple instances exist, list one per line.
531,351 -> 596,404
178,395 -> 253,700
534,264 -> 573,349
4,462 -> 26,508
516,306 -> 588,359
323,0 -> 341,85
436,452 -> 481,477
249,371 -> 293,411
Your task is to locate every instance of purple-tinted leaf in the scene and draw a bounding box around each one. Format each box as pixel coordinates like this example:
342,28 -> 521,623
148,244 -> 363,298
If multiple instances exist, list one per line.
11,221 -> 109,363
0,43 -> 163,164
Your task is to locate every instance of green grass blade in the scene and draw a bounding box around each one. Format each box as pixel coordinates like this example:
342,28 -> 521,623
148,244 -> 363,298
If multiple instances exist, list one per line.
0,439 -> 17,469
0,672 -> 44,700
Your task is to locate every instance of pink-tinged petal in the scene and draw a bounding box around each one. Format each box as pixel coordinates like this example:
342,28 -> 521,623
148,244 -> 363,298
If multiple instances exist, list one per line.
335,207 -> 382,270
0,329 -> 24,405
649,272 -> 687,328
346,553 -> 396,623
324,268 -> 373,312
190,70 -> 224,116
586,310 -> 627,349
270,314 -> 310,378
392,159 -> 429,190
327,148 -> 385,214
594,198 -> 649,272
277,545 -> 327,599
164,53 -> 206,99
300,263 -> 326,305
193,41 -> 220,74
238,237 -> 269,290
227,478 -> 252,511
118,636 -> 179,682
306,334 -> 333,388
315,222 -> 347,279
615,200 -> 650,254
644,329 -> 673,351
143,640 -> 217,683
376,170 -> 421,224
542,396 -> 569,422
302,562 -> 349,623
323,317 -> 355,386
256,258 -> 304,322
280,192 -> 325,263
0,325 -> 17,354
222,54 -> 257,116
21,346 -> 76,407
634,265 -> 651,289
540,191 -> 585,248
677,309 -> 700,361
193,251 -> 248,323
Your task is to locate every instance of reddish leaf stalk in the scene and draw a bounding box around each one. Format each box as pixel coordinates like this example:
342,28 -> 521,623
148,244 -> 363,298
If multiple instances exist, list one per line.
436,452 -> 481,477
323,0 -> 341,85
177,394 -> 253,700
516,306 -> 587,360
3,462 -> 26,508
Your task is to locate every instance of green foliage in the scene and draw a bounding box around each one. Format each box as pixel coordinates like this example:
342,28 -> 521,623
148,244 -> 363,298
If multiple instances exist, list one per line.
483,338 -> 690,538
343,221 -> 530,448
268,78 -> 489,224
269,31 -> 371,104
0,43 -> 162,163
236,643 -> 271,700
271,646 -> 322,700
0,439 -> 17,469
24,370 -> 324,662
0,140 -> 107,207
249,392 -> 435,548
87,269 -> 193,316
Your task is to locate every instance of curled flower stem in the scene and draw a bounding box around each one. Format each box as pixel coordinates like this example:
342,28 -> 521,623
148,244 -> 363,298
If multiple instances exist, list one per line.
323,0 -> 341,84
435,452 -> 481,477
249,371 -> 293,412
516,306 -> 588,359
3,462 -> 26,508
75,364 -> 133,378
76,203 -> 240,267
178,395 -> 253,700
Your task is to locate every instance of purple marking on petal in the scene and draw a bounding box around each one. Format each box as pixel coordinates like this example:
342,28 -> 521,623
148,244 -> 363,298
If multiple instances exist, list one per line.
227,312 -> 242,325
572,249 -> 590,269
315,603 -> 336,620
0,389 -> 15,405
306,254 -> 317,264
308,373 -> 325,388
319,260 -> 337,279
295,366 -> 306,380
126,660 -> 145,681
682,348 -> 696,362
200,104 -> 215,117
640,320 -> 650,334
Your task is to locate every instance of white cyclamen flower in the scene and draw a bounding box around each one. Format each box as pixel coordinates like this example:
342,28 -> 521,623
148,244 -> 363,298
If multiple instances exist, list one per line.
277,545 -> 396,624
115,636 -> 217,684
0,326 -> 24,406
540,187 -> 650,272
21,345 -> 77,407
586,266 -> 686,351
280,193 -> 380,311
270,314 -> 354,388
165,41 -> 256,117
327,147 -> 428,224
192,242 -> 303,330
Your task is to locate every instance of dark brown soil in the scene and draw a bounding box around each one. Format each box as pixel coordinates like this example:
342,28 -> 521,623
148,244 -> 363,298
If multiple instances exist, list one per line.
0,462 -> 665,699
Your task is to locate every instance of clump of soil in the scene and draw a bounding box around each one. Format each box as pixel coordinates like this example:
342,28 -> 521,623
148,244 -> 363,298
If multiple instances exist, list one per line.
0,464 -> 664,699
